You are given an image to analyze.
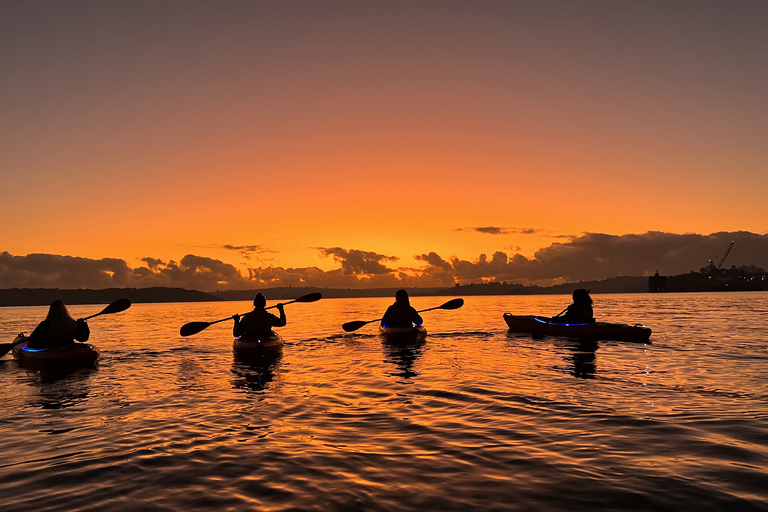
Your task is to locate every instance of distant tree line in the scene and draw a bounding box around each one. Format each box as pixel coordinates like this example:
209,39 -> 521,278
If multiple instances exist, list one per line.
0,287 -> 222,307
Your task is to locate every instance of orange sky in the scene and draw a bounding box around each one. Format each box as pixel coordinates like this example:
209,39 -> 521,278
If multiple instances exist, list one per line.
2,1 -> 766,281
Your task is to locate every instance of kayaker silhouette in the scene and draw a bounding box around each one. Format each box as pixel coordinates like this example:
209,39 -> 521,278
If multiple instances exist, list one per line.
233,293 -> 286,337
381,290 -> 424,328
27,300 -> 90,349
551,289 -> 595,324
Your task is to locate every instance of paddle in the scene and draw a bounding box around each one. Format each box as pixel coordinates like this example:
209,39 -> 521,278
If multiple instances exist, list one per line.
342,297 -> 464,333
548,306 -> 569,322
79,298 -> 132,320
179,292 -> 323,337
0,298 -> 132,358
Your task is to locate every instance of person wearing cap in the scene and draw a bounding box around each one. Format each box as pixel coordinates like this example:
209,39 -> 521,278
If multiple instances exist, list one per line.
551,289 -> 595,324
233,293 -> 286,337
381,289 -> 423,328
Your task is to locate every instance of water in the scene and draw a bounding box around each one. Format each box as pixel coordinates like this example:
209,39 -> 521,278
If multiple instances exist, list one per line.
1,293 -> 767,511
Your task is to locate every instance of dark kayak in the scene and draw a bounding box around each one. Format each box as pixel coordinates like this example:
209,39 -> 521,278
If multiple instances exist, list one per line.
233,331 -> 284,356
379,325 -> 427,343
503,313 -> 652,343
11,334 -> 101,368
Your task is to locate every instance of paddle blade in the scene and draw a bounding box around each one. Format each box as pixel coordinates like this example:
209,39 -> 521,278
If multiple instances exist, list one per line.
0,335 -> 27,358
294,292 -> 322,303
0,343 -> 13,358
439,298 -> 464,310
100,298 -> 132,315
342,320 -> 369,333
180,322 -> 212,337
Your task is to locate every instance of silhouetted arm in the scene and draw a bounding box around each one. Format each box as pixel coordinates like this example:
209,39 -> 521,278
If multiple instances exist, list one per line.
272,304 -> 287,327
75,319 -> 90,342
411,308 -> 423,326
233,313 -> 244,336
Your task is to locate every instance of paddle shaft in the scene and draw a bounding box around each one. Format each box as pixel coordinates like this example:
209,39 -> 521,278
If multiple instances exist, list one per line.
549,306 -> 569,322
235,295 -> 311,321
179,293 -> 322,336
0,335 -> 27,358
191,302 -> 288,329
342,298 -> 464,332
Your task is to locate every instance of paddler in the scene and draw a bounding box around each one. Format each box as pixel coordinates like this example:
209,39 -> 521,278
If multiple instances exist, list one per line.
551,288 -> 595,324
233,293 -> 286,337
26,300 -> 91,348
381,289 -> 423,328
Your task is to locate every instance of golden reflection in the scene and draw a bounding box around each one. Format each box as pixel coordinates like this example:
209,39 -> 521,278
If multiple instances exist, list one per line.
19,366 -> 95,409
565,339 -> 598,380
382,338 -> 425,379
231,351 -> 283,393
176,357 -> 210,391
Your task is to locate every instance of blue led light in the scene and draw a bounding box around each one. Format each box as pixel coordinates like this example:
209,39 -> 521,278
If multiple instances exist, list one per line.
534,316 -> 589,327
21,345 -> 46,353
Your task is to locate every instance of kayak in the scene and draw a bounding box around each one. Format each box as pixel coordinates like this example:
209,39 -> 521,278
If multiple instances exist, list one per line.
11,334 -> 100,368
233,331 -> 284,356
379,325 -> 427,343
503,314 -> 652,343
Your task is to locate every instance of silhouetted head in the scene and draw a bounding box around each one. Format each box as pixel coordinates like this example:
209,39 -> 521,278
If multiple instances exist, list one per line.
253,293 -> 266,308
46,300 -> 72,321
45,300 -> 77,341
572,289 -> 592,305
395,289 -> 410,305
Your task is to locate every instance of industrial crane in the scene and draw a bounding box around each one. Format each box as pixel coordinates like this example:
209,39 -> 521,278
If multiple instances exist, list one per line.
708,241 -> 735,271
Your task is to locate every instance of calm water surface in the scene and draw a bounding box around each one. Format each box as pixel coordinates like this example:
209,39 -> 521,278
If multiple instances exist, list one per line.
1,293 -> 767,511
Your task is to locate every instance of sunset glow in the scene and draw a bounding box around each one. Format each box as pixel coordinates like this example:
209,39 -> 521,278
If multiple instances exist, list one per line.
1,1 -> 767,290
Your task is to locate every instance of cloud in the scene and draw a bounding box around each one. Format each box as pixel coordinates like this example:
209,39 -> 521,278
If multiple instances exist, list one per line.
2,231 -> 766,291
221,244 -> 276,258
0,252 -> 134,289
317,247 -> 399,275
194,244 -> 277,261
475,226 -> 508,235
455,226 -> 563,236
436,231 -> 768,284
455,226 -> 512,235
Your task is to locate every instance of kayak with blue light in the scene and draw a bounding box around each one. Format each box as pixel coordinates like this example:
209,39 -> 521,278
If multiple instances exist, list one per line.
10,334 -> 101,368
233,331 -> 284,356
503,313 -> 652,343
379,325 -> 427,343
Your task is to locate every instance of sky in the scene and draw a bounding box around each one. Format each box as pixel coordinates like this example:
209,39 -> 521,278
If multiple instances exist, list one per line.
1,1 -> 767,291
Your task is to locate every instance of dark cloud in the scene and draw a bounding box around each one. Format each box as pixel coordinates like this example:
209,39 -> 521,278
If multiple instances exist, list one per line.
475,227 -> 507,235
456,226 -> 511,235
430,231 -> 768,284
318,247 -> 398,275
221,244 -> 276,259
141,257 -> 165,270
413,252 -> 455,287
195,244 -> 277,261
455,226 -> 555,236
0,252 -> 134,289
2,231 -> 766,291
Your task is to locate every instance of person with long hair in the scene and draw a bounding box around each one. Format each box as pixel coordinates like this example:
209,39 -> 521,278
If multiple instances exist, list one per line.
381,289 -> 423,328
233,293 -> 286,337
28,300 -> 91,348
551,289 -> 595,324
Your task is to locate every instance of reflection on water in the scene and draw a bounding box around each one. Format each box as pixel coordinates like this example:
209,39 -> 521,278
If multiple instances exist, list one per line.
20,366 -> 95,409
1,293 -> 767,512
382,338 -> 425,379
566,339 -> 598,379
231,351 -> 282,393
